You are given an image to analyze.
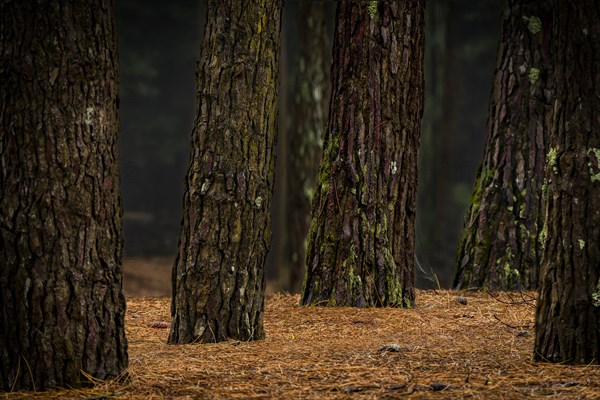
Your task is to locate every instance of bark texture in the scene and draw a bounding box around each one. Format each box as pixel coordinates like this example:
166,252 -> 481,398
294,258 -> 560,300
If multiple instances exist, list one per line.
169,0 -> 282,344
454,0 -> 553,290
534,0 -> 600,364
284,2 -> 331,293
0,0 -> 127,391
301,1 -> 424,307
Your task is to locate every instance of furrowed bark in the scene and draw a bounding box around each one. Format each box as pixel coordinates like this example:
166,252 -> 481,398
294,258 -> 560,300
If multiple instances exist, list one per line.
169,0 -> 282,344
454,0 -> 553,291
0,0 -> 127,390
301,1 -> 424,307
534,0 -> 600,364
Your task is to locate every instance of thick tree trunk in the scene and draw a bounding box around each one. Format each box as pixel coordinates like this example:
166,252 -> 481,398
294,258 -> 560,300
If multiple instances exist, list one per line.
534,0 -> 600,364
301,1 -> 424,307
454,0 -> 553,291
169,0 -> 282,344
0,0 -> 127,391
284,2 -> 331,293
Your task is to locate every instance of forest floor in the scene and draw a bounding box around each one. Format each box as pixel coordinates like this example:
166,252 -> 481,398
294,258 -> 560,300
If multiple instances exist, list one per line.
3,261 -> 600,399
122,257 -> 173,297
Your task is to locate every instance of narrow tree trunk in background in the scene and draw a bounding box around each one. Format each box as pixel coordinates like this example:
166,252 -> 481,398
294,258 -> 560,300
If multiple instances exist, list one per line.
284,2 -> 331,293
416,0 -> 450,288
431,1 -> 459,283
0,0 -> 127,390
169,0 -> 282,344
534,0 -> 600,364
416,0 -> 500,288
454,0 -> 553,291
301,1 -> 424,307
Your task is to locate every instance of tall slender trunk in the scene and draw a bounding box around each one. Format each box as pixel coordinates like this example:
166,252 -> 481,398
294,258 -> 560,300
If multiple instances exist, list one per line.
417,0 -> 500,288
284,1 -> 331,293
454,0 -> 553,290
0,0 -> 127,390
169,0 -> 282,344
301,1 -> 424,307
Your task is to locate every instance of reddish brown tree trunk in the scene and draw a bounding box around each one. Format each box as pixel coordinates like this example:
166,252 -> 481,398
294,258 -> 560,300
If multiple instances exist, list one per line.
301,1 -> 424,307
169,0 -> 282,344
454,0 -> 553,290
0,0 -> 127,390
534,0 -> 600,364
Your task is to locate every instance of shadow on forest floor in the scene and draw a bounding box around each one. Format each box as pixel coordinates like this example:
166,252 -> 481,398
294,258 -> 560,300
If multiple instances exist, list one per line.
3,291 -> 600,399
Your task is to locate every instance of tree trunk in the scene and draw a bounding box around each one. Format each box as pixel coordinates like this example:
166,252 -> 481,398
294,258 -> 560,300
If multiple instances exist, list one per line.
169,0 -> 282,344
0,0 -> 127,391
454,0 -> 553,291
534,0 -> 600,364
301,1 -> 424,307
284,1 -> 332,293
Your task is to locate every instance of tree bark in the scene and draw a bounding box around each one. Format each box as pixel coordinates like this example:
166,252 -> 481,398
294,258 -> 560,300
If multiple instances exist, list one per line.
301,1 -> 424,307
0,0 -> 127,391
169,0 -> 282,344
284,1 -> 331,293
454,0 -> 553,291
534,0 -> 600,364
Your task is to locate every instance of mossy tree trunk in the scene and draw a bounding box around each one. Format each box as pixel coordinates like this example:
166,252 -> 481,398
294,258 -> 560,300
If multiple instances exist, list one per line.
454,0 -> 553,291
284,1 -> 331,293
534,0 -> 600,364
169,0 -> 282,344
301,1 -> 424,307
0,0 -> 128,390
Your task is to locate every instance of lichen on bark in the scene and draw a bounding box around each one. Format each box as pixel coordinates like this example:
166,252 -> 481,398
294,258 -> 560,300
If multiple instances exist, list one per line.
454,0 -> 553,291
169,0 -> 282,344
301,1 -> 424,308
534,0 -> 600,364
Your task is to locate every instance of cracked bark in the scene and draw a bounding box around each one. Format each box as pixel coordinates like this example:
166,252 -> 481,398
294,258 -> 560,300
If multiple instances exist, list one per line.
454,0 -> 553,291
301,1 -> 424,307
0,0 -> 127,390
534,0 -> 600,364
169,0 -> 282,344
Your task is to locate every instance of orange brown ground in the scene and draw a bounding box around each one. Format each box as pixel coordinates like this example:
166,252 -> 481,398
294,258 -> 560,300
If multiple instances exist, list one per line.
3,287 -> 600,399
122,257 -> 173,297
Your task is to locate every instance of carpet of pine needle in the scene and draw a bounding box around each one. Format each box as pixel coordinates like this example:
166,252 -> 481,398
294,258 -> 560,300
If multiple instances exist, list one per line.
3,290 -> 600,399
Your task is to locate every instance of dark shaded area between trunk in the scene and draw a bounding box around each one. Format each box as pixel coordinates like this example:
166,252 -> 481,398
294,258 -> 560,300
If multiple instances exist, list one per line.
282,1 -> 332,293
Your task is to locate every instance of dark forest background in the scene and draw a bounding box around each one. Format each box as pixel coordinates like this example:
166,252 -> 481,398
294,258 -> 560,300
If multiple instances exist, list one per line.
118,0 -> 501,290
